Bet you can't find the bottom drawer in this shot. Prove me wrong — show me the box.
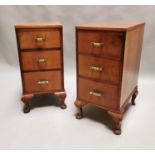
[78,78,119,109]
[23,71,62,93]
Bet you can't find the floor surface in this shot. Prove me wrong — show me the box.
[0,64,155,149]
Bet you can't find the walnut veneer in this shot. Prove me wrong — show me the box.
[15,23,66,113]
[74,22,145,135]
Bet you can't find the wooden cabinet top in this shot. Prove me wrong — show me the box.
[15,22,62,29]
[76,22,145,31]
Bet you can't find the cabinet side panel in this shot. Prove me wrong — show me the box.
[15,28,25,94]
[120,25,145,107]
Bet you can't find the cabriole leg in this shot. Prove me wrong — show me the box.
[76,107,83,119]
[108,111,123,135]
[74,100,87,119]
[55,92,67,109]
[21,94,33,113]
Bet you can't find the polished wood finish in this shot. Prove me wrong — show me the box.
[78,31,124,58]
[15,22,62,29]
[75,22,145,134]
[78,55,120,84]
[78,78,119,109]
[15,23,66,113]
[21,50,61,71]
[120,26,145,107]
[18,29,61,49]
[23,71,62,93]
[76,22,145,31]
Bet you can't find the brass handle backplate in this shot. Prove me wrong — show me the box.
[91,42,103,47]
[90,66,102,72]
[89,91,102,97]
[34,37,46,42]
[37,80,49,85]
[37,58,46,63]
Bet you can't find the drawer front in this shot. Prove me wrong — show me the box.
[18,29,61,49]
[78,55,120,84]
[23,71,62,93]
[21,50,61,71]
[77,31,124,58]
[78,78,118,109]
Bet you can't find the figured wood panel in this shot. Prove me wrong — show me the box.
[23,71,62,93]
[21,50,61,71]
[120,24,145,107]
[18,29,61,49]
[78,31,124,58]
[78,54,120,84]
[78,78,119,109]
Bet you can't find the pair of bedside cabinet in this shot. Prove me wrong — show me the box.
[15,22,145,135]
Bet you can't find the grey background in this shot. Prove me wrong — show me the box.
[0,5,155,149]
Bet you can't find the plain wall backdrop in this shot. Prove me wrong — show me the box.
[0,5,155,149]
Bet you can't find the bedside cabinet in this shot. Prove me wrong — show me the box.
[15,23,66,113]
[74,22,145,135]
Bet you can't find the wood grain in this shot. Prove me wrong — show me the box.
[15,22,62,29]
[120,24,145,107]
[21,50,61,71]
[18,29,61,49]
[78,30,124,58]
[15,23,66,112]
[76,22,145,31]
[78,78,119,109]
[78,54,120,84]
[75,22,145,134]
[23,71,62,93]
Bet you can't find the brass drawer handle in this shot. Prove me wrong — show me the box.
[90,66,102,72]
[34,37,46,42]
[89,91,102,97]
[37,58,46,63]
[37,80,49,85]
[91,42,103,47]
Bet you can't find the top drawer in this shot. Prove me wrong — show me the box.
[77,30,125,59]
[17,29,61,50]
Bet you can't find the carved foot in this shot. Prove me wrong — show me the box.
[113,121,121,135]
[55,91,67,110]
[131,89,138,105]
[21,94,33,114]
[60,103,67,109]
[108,111,123,135]
[23,104,30,113]
[76,107,83,119]
[114,128,121,135]
[74,99,87,119]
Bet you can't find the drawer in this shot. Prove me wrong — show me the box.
[18,29,61,50]
[78,78,118,109]
[21,50,61,71]
[77,31,124,58]
[23,71,62,93]
[78,55,120,84]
